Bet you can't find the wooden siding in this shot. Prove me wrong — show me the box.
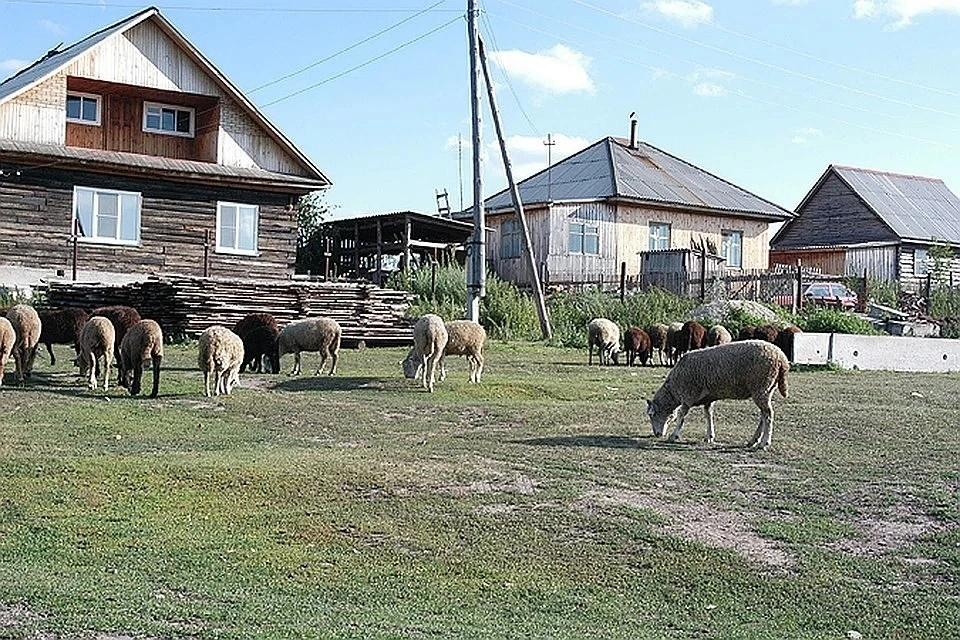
[0,74,67,145]
[899,243,960,292]
[485,206,550,286]
[543,202,616,284]
[846,244,899,282]
[774,172,898,248]
[0,167,298,280]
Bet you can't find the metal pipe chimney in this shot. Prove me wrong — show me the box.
[629,112,638,149]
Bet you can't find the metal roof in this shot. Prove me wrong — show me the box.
[832,165,960,244]
[483,137,791,220]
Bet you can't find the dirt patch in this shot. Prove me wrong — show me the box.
[587,488,795,569]
[833,505,951,557]
[441,472,538,497]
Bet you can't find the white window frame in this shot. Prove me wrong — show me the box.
[569,220,600,255]
[66,92,101,126]
[649,222,671,251]
[721,229,743,268]
[72,186,141,246]
[216,201,259,256]
[501,218,521,259]
[915,247,930,276]
[142,101,195,137]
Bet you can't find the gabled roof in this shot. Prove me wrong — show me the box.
[0,6,329,187]
[482,137,791,220]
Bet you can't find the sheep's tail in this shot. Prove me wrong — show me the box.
[777,361,789,398]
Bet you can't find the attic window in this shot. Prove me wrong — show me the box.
[66,92,100,125]
[143,102,194,137]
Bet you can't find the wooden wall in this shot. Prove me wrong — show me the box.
[485,206,550,287]
[769,247,847,275]
[543,202,616,284]
[0,166,299,280]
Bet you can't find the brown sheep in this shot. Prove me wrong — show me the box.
[665,322,684,366]
[232,312,280,374]
[38,307,89,366]
[6,304,41,382]
[119,319,163,397]
[754,324,780,343]
[674,320,707,361]
[91,305,142,366]
[738,325,757,341]
[646,323,669,366]
[624,327,652,366]
[0,317,14,386]
[774,326,803,361]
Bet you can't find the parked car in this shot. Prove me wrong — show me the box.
[776,282,859,309]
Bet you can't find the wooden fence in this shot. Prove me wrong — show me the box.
[40,274,415,347]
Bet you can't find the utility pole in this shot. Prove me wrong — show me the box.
[543,133,555,202]
[465,0,485,321]
[479,36,552,339]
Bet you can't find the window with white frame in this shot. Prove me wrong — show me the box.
[649,222,670,250]
[501,218,521,258]
[721,230,743,268]
[915,247,930,276]
[73,186,141,245]
[66,92,100,125]
[569,217,600,255]
[217,202,259,255]
[143,102,194,137]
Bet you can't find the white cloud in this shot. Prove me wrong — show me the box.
[853,0,960,27]
[489,45,595,95]
[0,59,31,72]
[693,82,726,96]
[39,19,64,35]
[446,133,591,185]
[644,1,714,27]
[790,126,823,144]
[773,0,810,5]
[686,68,734,97]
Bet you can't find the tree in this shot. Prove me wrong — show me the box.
[295,191,337,275]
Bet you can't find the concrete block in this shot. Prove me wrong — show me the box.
[793,332,831,365]
[831,334,960,372]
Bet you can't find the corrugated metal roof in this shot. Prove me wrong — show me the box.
[833,165,960,244]
[484,137,791,220]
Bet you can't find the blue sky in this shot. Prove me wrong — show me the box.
[2,0,960,221]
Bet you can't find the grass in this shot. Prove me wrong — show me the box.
[0,342,959,639]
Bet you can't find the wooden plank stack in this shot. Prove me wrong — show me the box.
[42,274,415,347]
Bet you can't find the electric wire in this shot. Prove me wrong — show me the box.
[479,9,541,136]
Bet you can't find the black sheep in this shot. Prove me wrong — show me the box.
[232,313,280,374]
[38,307,89,365]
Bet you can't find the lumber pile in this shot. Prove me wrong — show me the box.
[42,274,415,347]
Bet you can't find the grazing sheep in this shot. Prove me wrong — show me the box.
[753,324,780,343]
[91,305,142,364]
[674,320,707,361]
[665,322,684,366]
[738,325,757,341]
[705,324,733,347]
[439,320,486,383]
[78,316,115,391]
[646,340,790,449]
[277,317,342,376]
[402,314,448,392]
[6,304,41,383]
[198,325,245,397]
[232,313,280,374]
[588,318,621,366]
[0,317,14,386]
[624,327,651,367]
[646,323,669,366]
[38,307,89,366]
[774,325,803,361]
[118,319,163,397]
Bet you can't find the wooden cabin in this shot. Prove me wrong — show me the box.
[770,165,960,291]
[466,135,793,288]
[0,7,329,286]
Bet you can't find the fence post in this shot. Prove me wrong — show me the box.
[431,261,438,298]
[794,259,802,314]
[619,261,626,302]
[858,269,868,313]
[925,273,932,309]
[699,245,707,302]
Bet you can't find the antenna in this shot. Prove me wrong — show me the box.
[543,133,555,201]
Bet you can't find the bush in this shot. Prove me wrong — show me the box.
[798,307,881,335]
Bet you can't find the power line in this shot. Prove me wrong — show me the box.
[250,0,448,93]
[8,0,462,12]
[261,15,461,108]
[479,9,541,136]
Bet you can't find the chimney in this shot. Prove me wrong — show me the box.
[629,112,638,149]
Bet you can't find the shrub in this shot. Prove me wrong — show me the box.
[798,307,881,335]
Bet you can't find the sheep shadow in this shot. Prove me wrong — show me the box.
[273,376,382,393]
[512,434,755,452]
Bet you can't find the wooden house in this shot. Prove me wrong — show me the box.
[470,134,793,288]
[0,7,330,286]
[770,165,960,290]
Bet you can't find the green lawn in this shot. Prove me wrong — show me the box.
[0,341,958,639]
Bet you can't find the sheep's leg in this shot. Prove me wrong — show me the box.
[291,352,302,375]
[703,402,716,443]
[748,392,775,449]
[328,350,338,376]
[438,355,447,382]
[474,354,483,383]
[149,354,161,398]
[46,343,56,366]
[315,352,327,376]
[86,352,97,390]
[101,352,111,391]
[667,404,691,442]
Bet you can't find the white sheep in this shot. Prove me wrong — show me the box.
[0,317,14,386]
[119,319,163,397]
[402,314,448,392]
[6,304,41,383]
[198,325,245,397]
[79,316,115,391]
[705,324,733,347]
[587,318,620,366]
[646,340,790,449]
[277,317,342,376]
[439,320,486,383]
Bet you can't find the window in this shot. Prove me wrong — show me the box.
[649,222,671,250]
[143,102,194,137]
[217,202,259,255]
[501,218,521,258]
[73,186,141,245]
[66,92,100,125]
[569,216,599,255]
[915,248,929,276]
[721,230,743,268]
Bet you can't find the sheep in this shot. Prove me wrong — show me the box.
[78,316,115,391]
[753,324,780,343]
[118,319,163,397]
[646,340,790,449]
[674,319,707,361]
[587,318,621,366]
[0,317,14,386]
[277,317,342,376]
[646,322,669,366]
[774,325,803,361]
[198,325,245,397]
[439,320,486,383]
[665,322,683,366]
[738,325,757,341]
[624,327,651,367]
[402,314,448,392]
[232,313,280,374]
[705,324,733,347]
[38,307,89,366]
[91,305,142,365]
[6,304,41,383]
